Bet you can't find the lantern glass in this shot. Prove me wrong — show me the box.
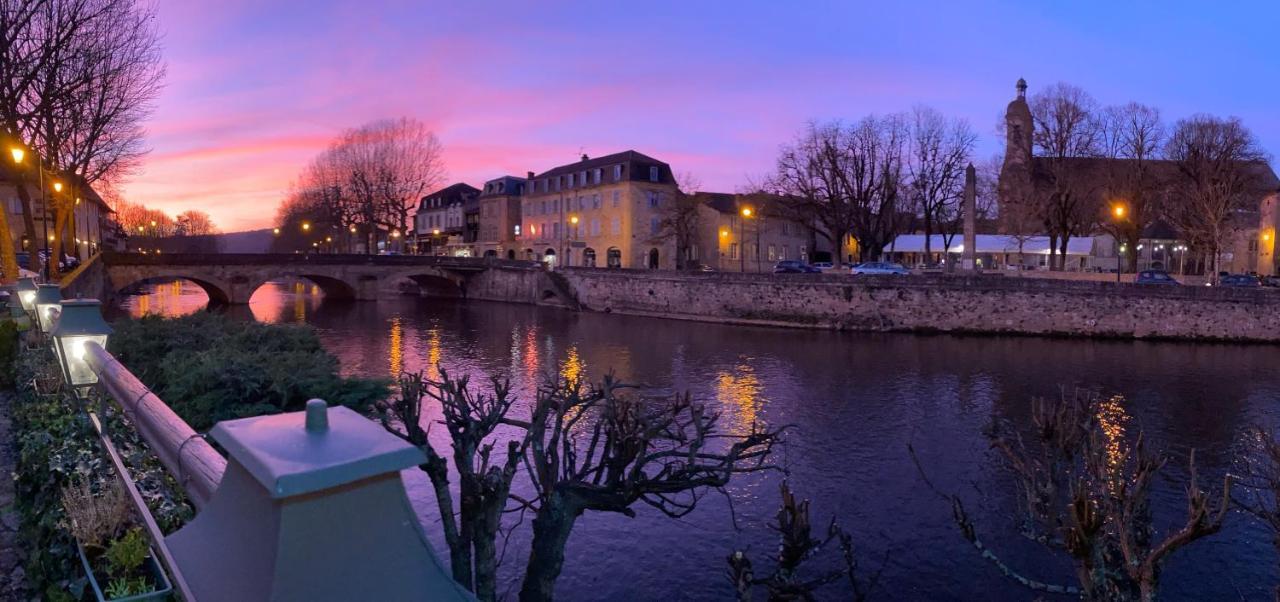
[49,299,112,398]
[55,334,108,389]
[16,277,37,311]
[33,284,62,332]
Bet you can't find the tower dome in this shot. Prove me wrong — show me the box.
[1016,78,1028,98]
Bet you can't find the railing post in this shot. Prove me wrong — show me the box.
[164,399,472,601]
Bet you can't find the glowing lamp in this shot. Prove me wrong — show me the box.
[33,283,62,332]
[349,225,357,233]
[273,228,280,235]
[570,216,579,225]
[1265,232,1273,242]
[302,222,311,231]
[9,147,24,164]
[16,277,38,312]
[432,228,440,235]
[49,298,111,399]
[720,230,728,238]
[741,208,752,218]
[325,236,332,242]
[1112,205,1125,218]
[52,182,62,193]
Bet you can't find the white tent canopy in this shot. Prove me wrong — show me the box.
[888,234,1096,256]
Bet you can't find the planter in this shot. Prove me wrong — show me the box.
[76,542,173,602]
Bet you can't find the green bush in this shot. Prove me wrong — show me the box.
[0,318,17,388]
[108,313,389,430]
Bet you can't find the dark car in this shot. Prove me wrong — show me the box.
[1135,270,1179,285]
[1219,274,1262,288]
[773,260,821,274]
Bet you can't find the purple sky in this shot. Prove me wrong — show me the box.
[122,1,1280,232]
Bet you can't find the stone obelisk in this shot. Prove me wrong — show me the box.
[961,163,977,270]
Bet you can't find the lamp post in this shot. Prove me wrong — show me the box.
[33,283,62,333]
[49,298,112,399]
[739,207,752,272]
[568,216,579,266]
[10,144,53,280]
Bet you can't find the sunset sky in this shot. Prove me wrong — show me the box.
[122,1,1280,232]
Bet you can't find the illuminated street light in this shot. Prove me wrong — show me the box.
[302,222,311,231]
[719,229,728,238]
[49,298,111,399]
[741,207,752,218]
[391,230,401,238]
[273,227,281,235]
[16,277,38,312]
[570,216,579,225]
[432,228,440,235]
[1112,205,1125,218]
[52,182,62,193]
[137,225,144,232]
[9,147,23,164]
[325,236,332,242]
[349,225,357,233]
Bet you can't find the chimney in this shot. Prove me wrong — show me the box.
[526,171,534,180]
[580,153,589,162]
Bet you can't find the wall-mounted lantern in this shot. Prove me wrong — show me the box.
[49,299,111,399]
[33,284,62,332]
[16,276,37,313]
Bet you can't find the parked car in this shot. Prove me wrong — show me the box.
[851,262,910,275]
[1262,275,1280,288]
[773,260,821,274]
[1219,274,1262,288]
[810,261,834,272]
[1135,270,1179,285]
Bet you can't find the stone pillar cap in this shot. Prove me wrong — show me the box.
[210,403,426,499]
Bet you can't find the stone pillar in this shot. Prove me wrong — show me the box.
[961,163,977,271]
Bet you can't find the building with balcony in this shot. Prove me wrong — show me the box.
[414,182,479,254]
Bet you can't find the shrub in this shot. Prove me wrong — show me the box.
[0,318,17,388]
[108,313,390,430]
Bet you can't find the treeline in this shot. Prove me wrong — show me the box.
[114,200,218,238]
[272,118,445,253]
[0,0,164,277]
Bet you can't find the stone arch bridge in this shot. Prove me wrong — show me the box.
[100,252,574,306]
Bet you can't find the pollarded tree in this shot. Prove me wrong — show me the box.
[1164,115,1266,280]
[514,377,785,601]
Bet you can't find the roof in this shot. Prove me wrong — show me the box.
[529,150,674,186]
[889,234,1098,256]
[478,175,526,198]
[417,182,479,213]
[1028,157,1280,199]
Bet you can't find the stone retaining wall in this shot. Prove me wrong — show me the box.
[555,268,1280,342]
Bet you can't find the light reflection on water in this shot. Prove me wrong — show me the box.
[112,278,1280,600]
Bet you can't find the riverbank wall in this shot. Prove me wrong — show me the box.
[551,268,1280,343]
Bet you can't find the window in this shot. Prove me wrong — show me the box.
[767,245,777,261]
[591,219,600,237]
[592,194,600,209]
[541,222,547,238]
[553,222,560,237]
[650,216,660,235]
[647,191,660,208]
[782,222,790,235]
[730,243,739,260]
[781,245,788,260]
[593,169,602,184]
[514,224,521,236]
[541,201,547,215]
[611,216,621,235]
[613,165,622,181]
[649,166,659,182]
[554,178,561,192]
[800,245,807,262]
[553,199,559,212]
[612,191,621,207]
[580,171,587,185]
[607,247,622,268]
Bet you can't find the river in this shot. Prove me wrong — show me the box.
[114,279,1280,600]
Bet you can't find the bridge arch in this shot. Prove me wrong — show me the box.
[384,267,467,298]
[111,270,235,306]
[243,272,359,302]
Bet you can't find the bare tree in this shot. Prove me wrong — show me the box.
[905,106,976,264]
[1029,83,1101,270]
[916,391,1232,600]
[0,0,162,274]
[771,117,907,265]
[1098,103,1166,272]
[727,482,883,601]
[174,210,216,236]
[514,377,784,601]
[654,171,702,269]
[1164,115,1266,280]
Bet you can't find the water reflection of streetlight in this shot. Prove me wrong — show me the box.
[715,364,762,435]
[560,346,585,383]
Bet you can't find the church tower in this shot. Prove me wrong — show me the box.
[998,78,1034,217]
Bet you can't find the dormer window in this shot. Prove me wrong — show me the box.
[649,166,659,182]
[613,165,622,181]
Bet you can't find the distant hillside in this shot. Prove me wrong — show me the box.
[215,229,273,253]
[125,228,274,253]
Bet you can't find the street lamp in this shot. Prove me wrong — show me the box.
[273,227,280,235]
[739,207,752,272]
[49,298,111,399]
[33,283,62,333]
[9,147,23,164]
[302,222,311,232]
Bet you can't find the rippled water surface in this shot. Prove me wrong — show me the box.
[115,280,1280,600]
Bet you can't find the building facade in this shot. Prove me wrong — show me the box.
[476,176,525,259]
[414,183,479,254]
[694,192,812,272]
[1,172,112,264]
[519,151,678,269]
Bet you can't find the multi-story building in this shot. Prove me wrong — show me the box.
[695,192,812,272]
[414,182,478,255]
[1,170,112,266]
[519,151,678,268]
[476,176,525,259]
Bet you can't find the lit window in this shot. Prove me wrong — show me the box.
[730,243,739,260]
[514,224,521,236]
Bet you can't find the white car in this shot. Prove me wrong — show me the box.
[851,262,910,275]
